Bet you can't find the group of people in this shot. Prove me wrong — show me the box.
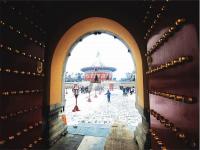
[120,86,135,96]
[80,86,89,93]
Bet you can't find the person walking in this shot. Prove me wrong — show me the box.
[123,88,126,96]
[105,89,111,103]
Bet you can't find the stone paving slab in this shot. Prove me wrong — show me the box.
[77,136,106,150]
[104,122,139,150]
[67,124,111,137]
[49,134,84,150]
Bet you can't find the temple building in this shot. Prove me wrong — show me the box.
[81,52,116,82]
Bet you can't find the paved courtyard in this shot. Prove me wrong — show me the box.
[64,88,142,134]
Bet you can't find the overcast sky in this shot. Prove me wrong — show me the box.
[65,33,135,79]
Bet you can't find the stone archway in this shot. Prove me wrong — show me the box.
[50,17,148,149]
[50,17,144,108]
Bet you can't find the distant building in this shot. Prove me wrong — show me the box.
[81,52,116,83]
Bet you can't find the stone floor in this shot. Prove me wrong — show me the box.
[50,122,139,150]
[50,89,141,150]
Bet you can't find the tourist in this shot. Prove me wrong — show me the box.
[123,87,127,96]
[105,89,111,102]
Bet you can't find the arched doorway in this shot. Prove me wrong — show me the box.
[49,17,148,149]
[50,17,144,108]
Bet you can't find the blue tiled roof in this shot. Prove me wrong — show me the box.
[81,66,116,72]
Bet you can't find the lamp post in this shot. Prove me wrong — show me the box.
[88,83,92,102]
[88,92,91,102]
[72,84,80,112]
[94,83,98,98]
[99,84,102,95]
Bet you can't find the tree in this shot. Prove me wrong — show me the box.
[119,71,135,82]
[64,72,84,82]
